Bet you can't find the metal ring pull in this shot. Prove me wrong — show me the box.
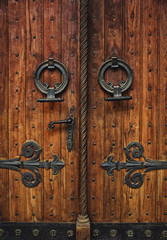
[34,58,69,102]
[98,56,133,101]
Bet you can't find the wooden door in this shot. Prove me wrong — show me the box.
[0,0,167,240]
[0,0,80,239]
[87,0,167,239]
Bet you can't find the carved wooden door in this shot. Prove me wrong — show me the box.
[0,0,167,240]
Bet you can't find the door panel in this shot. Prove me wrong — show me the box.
[0,0,80,223]
[87,0,167,225]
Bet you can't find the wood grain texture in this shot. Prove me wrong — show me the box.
[87,0,104,222]
[157,0,167,222]
[140,0,158,222]
[0,0,9,221]
[121,0,141,222]
[8,0,26,221]
[25,0,43,222]
[61,0,80,222]
[43,0,62,222]
[103,0,123,222]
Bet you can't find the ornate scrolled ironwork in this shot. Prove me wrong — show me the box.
[0,141,64,188]
[102,141,167,189]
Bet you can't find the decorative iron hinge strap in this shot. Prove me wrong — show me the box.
[102,141,167,189]
[0,141,64,188]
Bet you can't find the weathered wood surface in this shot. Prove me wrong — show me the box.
[0,0,166,229]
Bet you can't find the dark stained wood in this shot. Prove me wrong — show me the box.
[157,0,167,222]
[43,0,62,222]
[140,0,158,222]
[103,0,123,222]
[0,0,9,221]
[121,0,141,222]
[8,0,26,221]
[87,0,104,222]
[25,0,44,222]
[61,0,80,221]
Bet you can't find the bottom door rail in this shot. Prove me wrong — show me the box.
[0,141,64,188]
[0,222,75,240]
[102,141,167,189]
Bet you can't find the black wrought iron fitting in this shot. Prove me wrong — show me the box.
[98,56,133,101]
[47,112,75,152]
[34,58,69,102]
[102,141,167,189]
[0,141,64,188]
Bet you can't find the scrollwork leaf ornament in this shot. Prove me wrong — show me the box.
[102,141,167,189]
[0,141,65,188]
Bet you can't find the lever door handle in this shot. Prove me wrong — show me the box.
[47,117,73,130]
[47,114,74,152]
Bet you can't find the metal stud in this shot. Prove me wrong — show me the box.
[148,14,152,18]
[15,17,19,21]
[32,229,39,237]
[93,142,96,145]
[92,178,96,182]
[93,229,100,237]
[50,230,56,237]
[148,51,151,55]
[148,140,151,145]
[127,230,134,237]
[144,230,152,238]
[162,230,167,238]
[51,17,54,21]
[0,229,4,237]
[67,230,74,237]
[110,229,117,237]
[130,32,134,37]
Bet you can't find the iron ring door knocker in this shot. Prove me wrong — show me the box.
[34,57,69,102]
[98,56,133,101]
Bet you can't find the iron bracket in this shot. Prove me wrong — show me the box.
[102,141,167,189]
[0,141,64,188]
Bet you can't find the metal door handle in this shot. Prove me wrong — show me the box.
[34,58,69,102]
[47,117,73,130]
[47,114,74,152]
[98,55,133,101]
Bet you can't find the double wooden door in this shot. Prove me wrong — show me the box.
[0,0,167,239]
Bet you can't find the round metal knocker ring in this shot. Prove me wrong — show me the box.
[34,58,69,102]
[98,56,133,101]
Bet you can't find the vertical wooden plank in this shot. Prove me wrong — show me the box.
[121,0,141,222]
[43,0,62,222]
[61,0,80,222]
[25,0,43,222]
[8,0,26,221]
[103,0,123,222]
[140,0,158,222]
[0,0,9,221]
[87,0,104,222]
[157,0,167,222]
